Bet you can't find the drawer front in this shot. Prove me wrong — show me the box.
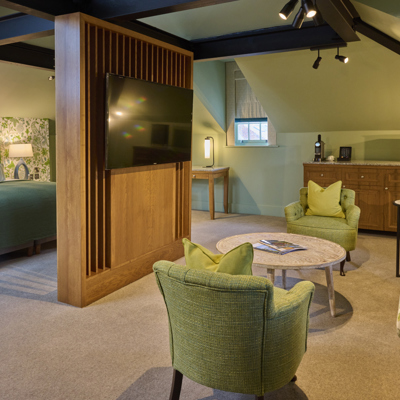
[342,167,381,187]
[385,168,400,187]
[304,166,341,186]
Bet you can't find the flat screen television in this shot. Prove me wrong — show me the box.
[105,73,193,169]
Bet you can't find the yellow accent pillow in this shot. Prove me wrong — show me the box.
[182,238,253,276]
[306,180,345,218]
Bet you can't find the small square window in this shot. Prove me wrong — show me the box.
[235,118,268,146]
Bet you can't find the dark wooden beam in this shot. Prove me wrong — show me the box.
[0,0,78,21]
[193,23,346,61]
[0,42,54,69]
[354,17,400,56]
[110,20,193,52]
[0,13,54,45]
[88,0,239,20]
[317,0,359,42]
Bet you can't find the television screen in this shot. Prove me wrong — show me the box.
[105,73,193,169]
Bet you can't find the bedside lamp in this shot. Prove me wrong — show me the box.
[9,143,33,179]
[204,136,214,168]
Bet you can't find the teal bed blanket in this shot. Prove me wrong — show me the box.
[0,181,56,250]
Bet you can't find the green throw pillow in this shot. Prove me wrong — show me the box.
[306,180,345,218]
[182,238,253,276]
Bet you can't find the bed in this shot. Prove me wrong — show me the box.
[0,180,56,256]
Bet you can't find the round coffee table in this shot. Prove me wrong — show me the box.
[216,232,346,317]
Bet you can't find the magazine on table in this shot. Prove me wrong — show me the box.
[253,239,307,255]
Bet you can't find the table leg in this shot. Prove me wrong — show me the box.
[397,206,400,277]
[325,265,336,317]
[208,175,215,220]
[267,269,275,285]
[282,270,287,289]
[224,172,229,214]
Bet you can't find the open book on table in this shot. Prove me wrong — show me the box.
[253,239,307,255]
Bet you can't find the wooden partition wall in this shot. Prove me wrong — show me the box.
[55,13,193,307]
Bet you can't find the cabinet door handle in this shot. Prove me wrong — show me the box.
[343,185,346,188]
[361,175,364,178]
[193,175,196,178]
[321,174,324,177]
[385,187,388,190]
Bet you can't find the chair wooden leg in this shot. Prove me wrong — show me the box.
[169,369,183,400]
[340,260,346,276]
[346,251,351,262]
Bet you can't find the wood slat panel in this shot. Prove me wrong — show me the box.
[56,12,193,306]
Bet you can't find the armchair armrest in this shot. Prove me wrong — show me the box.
[269,281,315,320]
[346,204,361,229]
[284,201,304,223]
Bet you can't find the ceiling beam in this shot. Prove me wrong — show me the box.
[0,13,54,45]
[0,42,54,69]
[353,17,400,56]
[193,23,346,61]
[0,0,78,21]
[317,0,359,42]
[89,0,239,21]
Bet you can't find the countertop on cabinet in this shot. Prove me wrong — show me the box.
[303,160,400,166]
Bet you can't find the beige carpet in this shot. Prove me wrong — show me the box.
[0,210,399,399]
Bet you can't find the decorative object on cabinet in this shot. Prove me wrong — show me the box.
[303,162,400,232]
[314,134,325,161]
[153,260,314,399]
[9,143,33,179]
[327,155,335,162]
[285,187,360,276]
[338,146,352,162]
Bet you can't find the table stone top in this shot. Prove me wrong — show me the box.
[304,160,400,166]
[217,232,345,270]
[192,166,229,171]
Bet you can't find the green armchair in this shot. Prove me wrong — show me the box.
[153,260,315,399]
[285,187,360,276]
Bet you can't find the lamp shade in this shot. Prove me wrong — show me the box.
[9,144,33,158]
[204,138,211,159]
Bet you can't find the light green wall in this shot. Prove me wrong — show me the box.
[192,36,400,217]
[0,62,55,119]
[193,61,226,131]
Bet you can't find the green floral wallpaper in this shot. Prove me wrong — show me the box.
[0,117,50,181]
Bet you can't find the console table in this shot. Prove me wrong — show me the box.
[192,166,229,220]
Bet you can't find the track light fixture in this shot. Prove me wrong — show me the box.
[279,0,298,20]
[310,45,348,69]
[335,47,349,63]
[279,0,318,28]
[313,50,322,69]
[303,0,316,18]
[292,6,306,29]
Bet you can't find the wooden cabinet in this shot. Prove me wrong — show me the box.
[304,163,400,232]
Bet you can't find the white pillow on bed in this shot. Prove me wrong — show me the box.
[0,163,5,182]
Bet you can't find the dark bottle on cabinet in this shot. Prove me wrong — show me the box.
[314,134,325,162]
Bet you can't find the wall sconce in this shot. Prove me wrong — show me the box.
[9,143,33,179]
[204,136,214,168]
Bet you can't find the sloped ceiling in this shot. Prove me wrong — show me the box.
[236,33,400,133]
[140,0,294,40]
[353,1,400,41]
[354,0,400,18]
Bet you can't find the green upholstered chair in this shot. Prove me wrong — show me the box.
[285,187,361,276]
[153,260,315,400]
